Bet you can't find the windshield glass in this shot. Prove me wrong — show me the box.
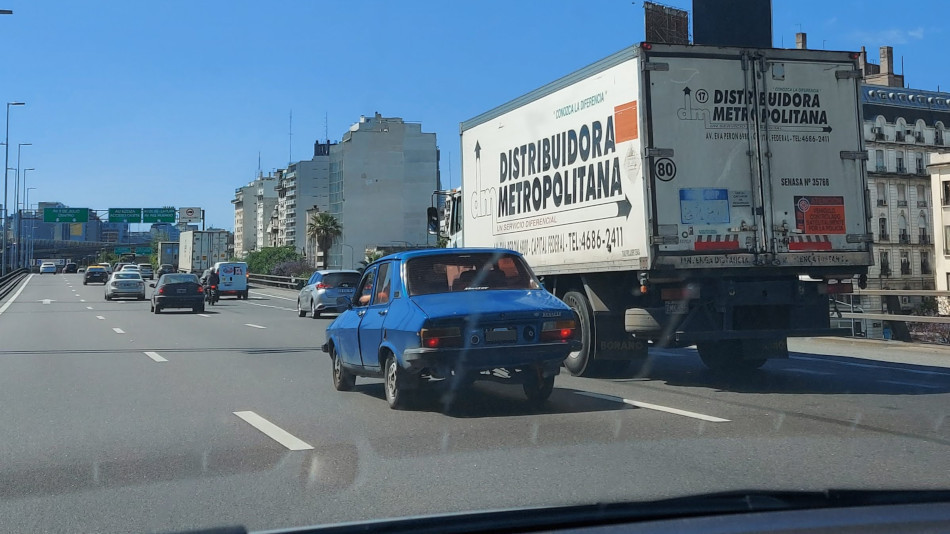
[4,2,950,534]
[406,253,540,295]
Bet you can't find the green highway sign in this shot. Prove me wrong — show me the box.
[44,207,90,223]
[108,208,142,223]
[143,207,176,223]
[114,247,132,254]
[134,247,153,254]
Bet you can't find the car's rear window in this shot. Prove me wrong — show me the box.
[163,274,198,284]
[406,253,540,296]
[322,273,361,288]
[87,267,105,272]
[138,264,151,269]
[115,273,141,280]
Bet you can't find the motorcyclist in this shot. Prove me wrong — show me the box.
[205,269,220,302]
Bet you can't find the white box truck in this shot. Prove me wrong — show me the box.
[157,241,179,269]
[178,231,230,274]
[437,42,872,376]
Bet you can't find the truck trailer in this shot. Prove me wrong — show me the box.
[437,42,872,376]
[178,231,229,274]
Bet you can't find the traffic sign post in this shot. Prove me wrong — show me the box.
[114,247,132,254]
[108,208,142,223]
[134,247,152,255]
[43,208,90,223]
[143,207,176,223]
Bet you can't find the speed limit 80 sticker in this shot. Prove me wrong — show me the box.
[654,158,677,182]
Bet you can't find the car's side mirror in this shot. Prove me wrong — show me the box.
[336,296,352,310]
[149,283,155,288]
[426,207,439,235]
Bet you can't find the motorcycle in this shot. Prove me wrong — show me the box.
[205,284,219,306]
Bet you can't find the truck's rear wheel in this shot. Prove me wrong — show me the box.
[562,291,595,376]
[696,341,766,371]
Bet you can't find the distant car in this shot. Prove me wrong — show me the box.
[105,271,146,300]
[39,262,57,274]
[83,266,109,285]
[64,263,78,273]
[156,264,176,279]
[99,263,113,274]
[138,263,154,280]
[113,262,133,273]
[322,248,580,409]
[150,273,204,314]
[297,270,361,318]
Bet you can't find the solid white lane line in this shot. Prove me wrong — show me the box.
[96,315,105,320]
[197,313,210,317]
[791,355,950,378]
[242,301,297,312]
[576,392,730,423]
[144,351,167,362]
[244,323,267,329]
[879,379,941,390]
[112,328,125,334]
[233,411,313,451]
[249,290,296,301]
[0,274,33,316]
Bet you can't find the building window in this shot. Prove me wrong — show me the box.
[945,226,950,254]
[917,185,927,207]
[875,150,885,172]
[879,216,889,241]
[900,251,911,275]
[898,214,908,244]
[918,213,929,244]
[896,151,906,173]
[922,251,932,275]
[944,182,950,206]
[917,154,926,175]
[897,184,907,206]
[877,183,887,206]
[880,251,891,277]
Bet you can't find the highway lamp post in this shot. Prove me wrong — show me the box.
[20,171,34,268]
[25,190,35,270]
[14,143,31,269]
[340,243,355,269]
[3,101,25,276]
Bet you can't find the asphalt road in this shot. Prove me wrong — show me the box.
[0,273,948,533]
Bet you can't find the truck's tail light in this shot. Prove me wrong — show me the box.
[420,327,461,348]
[541,320,576,341]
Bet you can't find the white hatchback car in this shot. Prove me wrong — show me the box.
[39,262,57,274]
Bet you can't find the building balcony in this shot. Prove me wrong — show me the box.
[919,234,931,245]
[896,165,907,174]
[877,199,887,207]
[901,265,911,275]
[874,165,887,172]
[915,132,925,143]
[879,233,890,242]
[897,200,908,207]
[896,131,905,142]
[918,200,928,208]
[899,233,910,244]
[880,268,892,277]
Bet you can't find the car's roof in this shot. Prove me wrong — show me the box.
[41,262,55,265]
[372,247,521,264]
[313,269,361,275]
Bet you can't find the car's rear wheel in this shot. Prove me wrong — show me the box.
[297,299,306,317]
[104,294,111,301]
[523,370,555,404]
[153,304,161,314]
[384,354,409,409]
[197,304,205,313]
[331,348,356,391]
[83,281,87,285]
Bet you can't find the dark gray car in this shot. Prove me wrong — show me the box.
[297,270,361,318]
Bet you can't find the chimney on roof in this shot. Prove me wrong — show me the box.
[796,32,807,49]
[880,46,894,75]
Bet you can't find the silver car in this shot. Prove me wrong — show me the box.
[297,270,361,318]
[105,271,146,300]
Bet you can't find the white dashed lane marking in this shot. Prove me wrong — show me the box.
[144,351,167,362]
[95,316,105,320]
[244,323,267,329]
[233,411,313,451]
[112,328,125,334]
[576,392,730,423]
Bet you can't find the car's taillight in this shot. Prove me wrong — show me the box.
[315,283,331,289]
[158,287,164,294]
[419,327,461,348]
[540,320,576,342]
[197,286,204,293]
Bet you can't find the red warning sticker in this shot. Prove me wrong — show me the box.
[794,196,845,234]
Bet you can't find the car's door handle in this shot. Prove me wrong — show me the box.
[357,310,366,317]
[378,309,388,316]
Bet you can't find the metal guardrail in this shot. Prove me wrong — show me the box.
[248,273,305,291]
[0,268,29,301]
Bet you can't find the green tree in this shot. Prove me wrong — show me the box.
[306,213,342,270]
[245,246,304,274]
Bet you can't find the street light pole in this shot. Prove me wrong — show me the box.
[19,170,34,268]
[14,143,31,269]
[3,101,25,276]
[340,243,355,269]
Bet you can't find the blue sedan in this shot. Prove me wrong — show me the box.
[322,248,581,409]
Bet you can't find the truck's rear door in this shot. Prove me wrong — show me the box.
[642,44,870,271]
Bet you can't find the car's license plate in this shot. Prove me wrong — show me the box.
[485,328,517,343]
[665,300,688,315]
[121,283,136,289]
[177,289,186,294]
[340,289,354,294]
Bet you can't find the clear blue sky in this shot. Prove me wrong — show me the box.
[2,0,947,231]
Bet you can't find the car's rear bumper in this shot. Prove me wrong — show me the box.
[108,290,145,298]
[401,341,580,373]
[154,295,204,308]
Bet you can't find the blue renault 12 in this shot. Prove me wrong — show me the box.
[322,248,581,409]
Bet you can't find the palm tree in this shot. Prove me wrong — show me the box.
[307,212,342,270]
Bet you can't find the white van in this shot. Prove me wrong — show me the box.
[213,261,249,299]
